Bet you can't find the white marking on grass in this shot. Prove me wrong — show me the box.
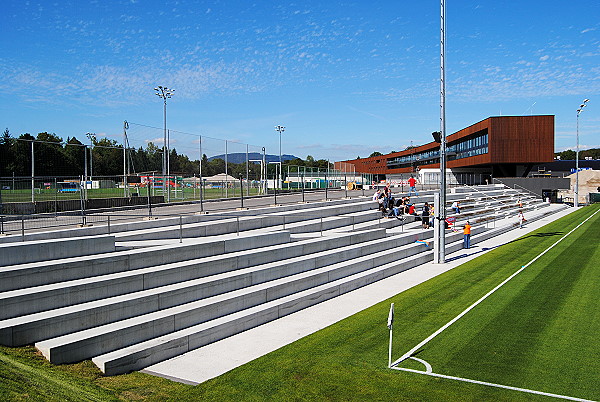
[391,207,600,367]
[409,357,432,373]
[390,367,595,402]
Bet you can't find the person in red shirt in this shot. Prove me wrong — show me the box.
[408,175,419,196]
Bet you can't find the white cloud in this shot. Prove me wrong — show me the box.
[539,55,550,61]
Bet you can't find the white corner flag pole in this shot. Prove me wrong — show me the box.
[387,303,394,368]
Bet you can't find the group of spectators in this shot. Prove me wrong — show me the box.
[372,187,432,229]
[371,181,532,250]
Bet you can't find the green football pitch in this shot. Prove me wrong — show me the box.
[391,205,600,401]
[0,205,598,401]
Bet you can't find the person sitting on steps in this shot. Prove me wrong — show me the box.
[452,200,461,214]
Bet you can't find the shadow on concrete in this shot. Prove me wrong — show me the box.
[445,231,565,263]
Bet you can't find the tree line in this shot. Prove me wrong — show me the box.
[554,148,600,160]
[0,129,331,179]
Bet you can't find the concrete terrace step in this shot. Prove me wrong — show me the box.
[0,231,290,293]
[0,195,370,244]
[111,200,376,241]
[91,231,481,375]
[0,235,115,266]
[0,229,387,345]
[449,199,551,227]
[35,229,449,365]
[0,229,384,323]
[274,209,382,234]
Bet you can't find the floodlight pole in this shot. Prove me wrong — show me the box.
[154,85,174,202]
[123,121,129,198]
[576,112,579,207]
[86,133,95,187]
[275,125,285,189]
[436,0,448,263]
[575,99,589,207]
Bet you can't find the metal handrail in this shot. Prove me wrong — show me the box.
[460,183,513,207]
[492,178,541,199]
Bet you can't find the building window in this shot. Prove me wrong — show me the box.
[386,131,488,169]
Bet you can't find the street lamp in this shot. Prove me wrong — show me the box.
[575,98,589,207]
[154,85,174,202]
[275,125,285,189]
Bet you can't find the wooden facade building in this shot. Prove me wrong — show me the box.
[336,115,555,178]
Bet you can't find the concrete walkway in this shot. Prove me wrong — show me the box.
[141,204,578,385]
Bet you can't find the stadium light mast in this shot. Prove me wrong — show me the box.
[275,125,285,189]
[575,98,589,207]
[86,133,96,183]
[435,0,448,263]
[155,85,174,201]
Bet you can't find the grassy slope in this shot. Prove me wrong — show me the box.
[0,346,190,401]
[0,205,597,401]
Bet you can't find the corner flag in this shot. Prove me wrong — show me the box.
[387,303,394,367]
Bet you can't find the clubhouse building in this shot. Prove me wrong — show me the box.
[336,115,555,184]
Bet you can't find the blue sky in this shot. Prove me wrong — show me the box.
[1,0,599,162]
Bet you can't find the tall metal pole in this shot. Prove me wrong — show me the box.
[123,121,128,198]
[199,136,203,207]
[86,132,95,195]
[260,147,269,195]
[576,112,579,207]
[437,0,448,263]
[575,99,589,207]
[163,99,167,177]
[275,125,285,189]
[84,143,88,201]
[31,141,35,203]
[89,143,93,184]
[167,129,171,202]
[154,86,174,202]
[225,140,229,198]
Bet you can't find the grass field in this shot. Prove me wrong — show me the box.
[0,186,264,203]
[0,205,598,401]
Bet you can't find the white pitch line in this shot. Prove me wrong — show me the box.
[390,367,595,402]
[409,357,432,373]
[391,207,600,367]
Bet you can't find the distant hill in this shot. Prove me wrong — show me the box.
[208,153,298,164]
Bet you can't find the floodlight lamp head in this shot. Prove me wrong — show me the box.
[583,99,589,103]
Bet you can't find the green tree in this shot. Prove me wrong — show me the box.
[556,150,576,160]
[35,132,65,176]
[91,138,121,176]
[0,128,16,176]
[63,137,85,176]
